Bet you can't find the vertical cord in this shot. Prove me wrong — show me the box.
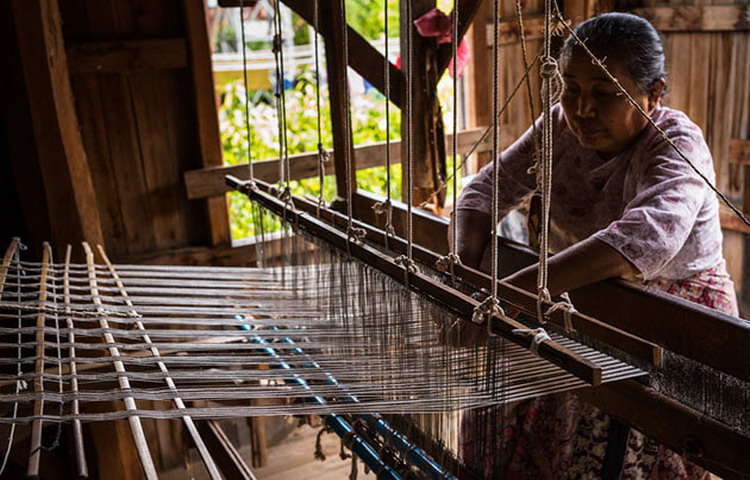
[0,243,26,475]
[272,0,291,191]
[239,1,254,181]
[314,0,326,215]
[406,0,414,262]
[338,0,356,239]
[451,0,460,268]
[536,0,555,321]
[383,0,394,242]
[490,0,500,302]
[373,0,395,249]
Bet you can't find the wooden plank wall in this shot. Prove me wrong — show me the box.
[57,0,230,259]
[473,0,750,313]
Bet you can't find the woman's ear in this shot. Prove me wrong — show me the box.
[647,79,665,111]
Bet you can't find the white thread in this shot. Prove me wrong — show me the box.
[545,292,576,333]
[512,327,551,355]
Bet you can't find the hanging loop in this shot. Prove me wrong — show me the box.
[512,327,551,355]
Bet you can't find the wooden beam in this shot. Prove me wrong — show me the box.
[349,190,750,383]
[466,0,493,172]
[577,379,750,480]
[183,0,231,247]
[184,128,491,199]
[437,0,486,74]
[195,420,258,480]
[66,39,188,74]
[484,15,558,45]
[402,0,446,207]
[720,205,750,234]
[230,176,604,386]
[282,0,404,108]
[11,0,105,258]
[632,5,750,32]
[319,0,357,201]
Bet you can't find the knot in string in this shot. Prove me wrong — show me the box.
[434,253,461,273]
[279,186,293,205]
[318,143,330,163]
[371,199,391,216]
[471,296,505,335]
[394,255,419,274]
[539,56,559,79]
[16,379,27,391]
[13,238,28,251]
[545,292,577,333]
[347,226,367,243]
[540,56,564,104]
[243,179,258,192]
[512,327,551,355]
[271,34,282,55]
[537,286,552,304]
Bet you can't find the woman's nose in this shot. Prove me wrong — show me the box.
[576,94,596,118]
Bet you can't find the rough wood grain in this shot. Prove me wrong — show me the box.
[183,0,231,246]
[633,5,750,32]
[11,0,105,258]
[67,38,188,73]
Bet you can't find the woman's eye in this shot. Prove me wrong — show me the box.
[593,88,622,98]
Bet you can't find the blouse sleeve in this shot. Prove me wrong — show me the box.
[456,119,540,218]
[592,130,712,280]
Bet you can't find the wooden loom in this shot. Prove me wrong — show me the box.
[2,0,750,478]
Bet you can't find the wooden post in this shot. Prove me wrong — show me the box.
[465,0,493,172]
[11,0,105,258]
[320,0,357,203]
[183,0,231,247]
[400,0,446,208]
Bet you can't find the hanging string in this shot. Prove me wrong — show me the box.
[313,0,328,216]
[272,0,292,198]
[372,0,396,247]
[436,0,462,278]
[516,0,542,177]
[336,0,365,247]
[398,0,418,276]
[239,1,255,184]
[473,0,507,328]
[551,0,750,228]
[420,52,542,210]
[0,241,27,476]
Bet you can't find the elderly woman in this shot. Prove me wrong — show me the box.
[455,12,738,479]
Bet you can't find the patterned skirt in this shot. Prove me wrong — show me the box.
[460,261,739,480]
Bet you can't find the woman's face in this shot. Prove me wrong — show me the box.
[560,50,659,155]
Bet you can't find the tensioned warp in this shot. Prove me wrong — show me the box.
[0,251,646,425]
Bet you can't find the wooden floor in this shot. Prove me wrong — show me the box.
[253,424,375,480]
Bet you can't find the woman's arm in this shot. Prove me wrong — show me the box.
[502,236,639,296]
[452,210,493,269]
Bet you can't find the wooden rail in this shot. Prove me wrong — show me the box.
[184,128,490,200]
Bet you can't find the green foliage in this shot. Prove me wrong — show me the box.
[220,67,402,240]
[346,0,400,41]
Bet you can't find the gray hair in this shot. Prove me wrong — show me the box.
[560,12,667,92]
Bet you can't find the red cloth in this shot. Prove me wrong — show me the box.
[396,8,471,78]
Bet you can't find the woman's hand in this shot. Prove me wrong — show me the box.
[503,236,639,296]
[451,209,493,269]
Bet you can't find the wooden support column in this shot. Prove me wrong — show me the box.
[401,0,446,208]
[183,0,231,246]
[11,0,105,259]
[320,0,357,202]
[466,0,493,172]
